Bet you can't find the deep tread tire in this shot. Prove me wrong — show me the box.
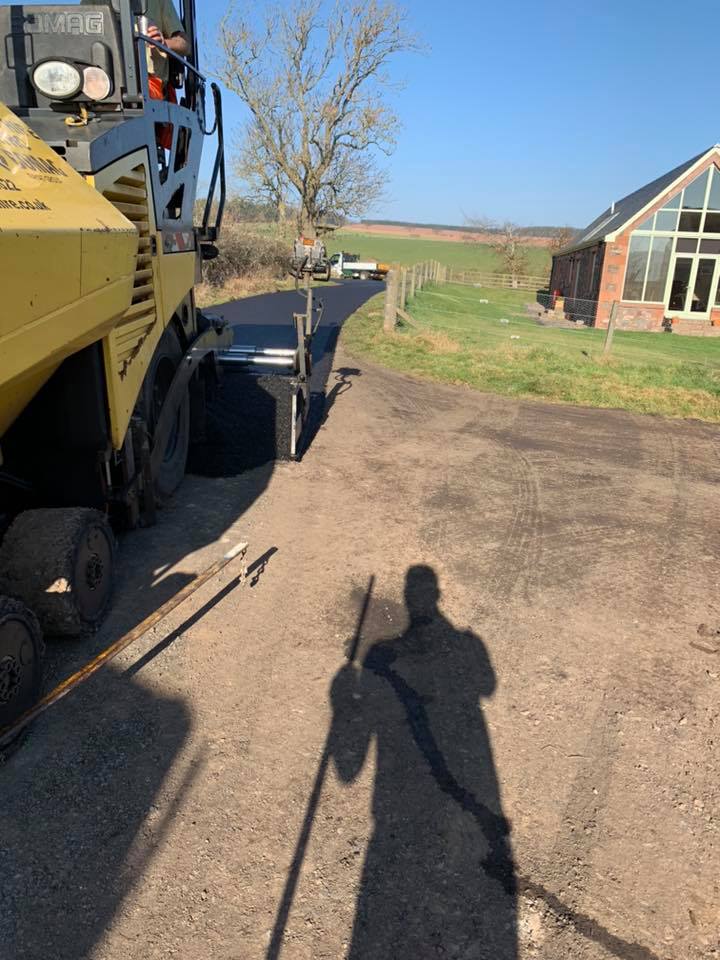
[141,325,190,501]
[0,596,44,759]
[0,508,115,637]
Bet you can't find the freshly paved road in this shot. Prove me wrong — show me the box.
[219,280,380,390]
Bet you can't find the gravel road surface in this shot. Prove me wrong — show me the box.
[1,283,718,960]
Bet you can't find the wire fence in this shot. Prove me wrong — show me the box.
[383,264,621,354]
[535,292,599,326]
[383,268,720,366]
[384,260,550,330]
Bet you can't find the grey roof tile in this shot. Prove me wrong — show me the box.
[557,147,717,255]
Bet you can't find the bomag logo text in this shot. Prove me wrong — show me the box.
[26,12,104,35]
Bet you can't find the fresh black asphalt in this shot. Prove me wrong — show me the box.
[217,279,380,390]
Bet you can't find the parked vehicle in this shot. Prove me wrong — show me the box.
[329,251,389,281]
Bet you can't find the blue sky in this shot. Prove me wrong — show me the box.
[20,0,720,227]
[195,0,720,228]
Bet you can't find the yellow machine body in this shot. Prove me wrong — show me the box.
[0,104,197,452]
[0,103,136,439]
[88,151,197,449]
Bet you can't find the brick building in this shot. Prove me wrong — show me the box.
[550,145,720,333]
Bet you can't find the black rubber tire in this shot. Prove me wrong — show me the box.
[141,324,190,501]
[0,596,44,760]
[0,508,115,637]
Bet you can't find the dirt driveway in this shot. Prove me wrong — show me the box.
[2,309,719,960]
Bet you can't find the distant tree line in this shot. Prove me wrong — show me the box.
[360,219,579,239]
[194,195,346,228]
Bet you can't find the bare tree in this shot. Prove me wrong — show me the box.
[549,225,577,252]
[234,125,291,225]
[466,217,529,286]
[493,221,529,285]
[218,0,420,236]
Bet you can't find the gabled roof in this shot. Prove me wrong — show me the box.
[557,145,720,256]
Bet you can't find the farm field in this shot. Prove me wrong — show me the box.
[342,283,720,421]
[327,230,552,276]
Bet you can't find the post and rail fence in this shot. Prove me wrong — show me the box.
[448,269,547,291]
[383,259,449,331]
[382,262,624,358]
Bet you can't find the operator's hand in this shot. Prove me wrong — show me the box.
[146,22,166,45]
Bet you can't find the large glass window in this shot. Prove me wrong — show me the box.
[623,236,651,300]
[669,258,692,310]
[692,259,715,312]
[679,211,701,231]
[709,171,720,210]
[655,210,678,230]
[644,237,672,301]
[622,166,720,303]
[682,169,709,210]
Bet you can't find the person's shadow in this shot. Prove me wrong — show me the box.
[329,566,517,959]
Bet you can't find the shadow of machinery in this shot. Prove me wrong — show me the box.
[302,365,362,456]
[77,302,355,652]
[0,285,376,960]
[0,661,198,960]
[20,288,369,763]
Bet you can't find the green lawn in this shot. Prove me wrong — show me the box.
[341,283,720,421]
[328,231,551,276]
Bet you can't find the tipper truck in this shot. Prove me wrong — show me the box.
[328,251,389,281]
[0,0,234,749]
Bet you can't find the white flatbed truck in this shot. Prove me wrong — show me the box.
[329,251,389,281]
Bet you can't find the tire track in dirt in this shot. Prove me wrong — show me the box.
[482,445,544,607]
[308,354,715,960]
[413,421,664,959]
[430,413,677,959]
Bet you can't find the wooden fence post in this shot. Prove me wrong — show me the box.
[603,301,618,355]
[409,264,416,299]
[384,269,399,332]
[400,267,407,309]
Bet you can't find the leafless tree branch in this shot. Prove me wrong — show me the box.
[217,0,421,234]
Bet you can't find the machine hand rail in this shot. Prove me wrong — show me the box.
[199,83,225,240]
[135,32,206,81]
[133,32,225,240]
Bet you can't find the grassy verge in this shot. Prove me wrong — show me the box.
[341,285,720,422]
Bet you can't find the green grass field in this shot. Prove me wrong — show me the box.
[328,231,552,276]
[341,283,720,421]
